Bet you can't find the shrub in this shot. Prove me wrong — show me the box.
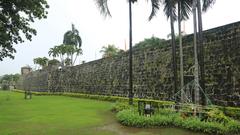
[111,102,130,112]
[116,108,240,135]
[206,108,231,124]
[220,107,240,120]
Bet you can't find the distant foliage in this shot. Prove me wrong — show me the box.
[133,36,167,50]
[100,44,123,58]
[48,59,60,67]
[0,74,20,84]
[0,74,20,90]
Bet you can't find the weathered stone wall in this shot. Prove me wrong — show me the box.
[17,21,240,106]
[16,70,48,92]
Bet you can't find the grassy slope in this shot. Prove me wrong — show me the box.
[0,91,114,135]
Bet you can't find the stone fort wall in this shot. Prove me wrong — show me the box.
[17,21,240,106]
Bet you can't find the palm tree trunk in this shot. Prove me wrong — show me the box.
[73,54,78,66]
[170,6,178,100]
[197,0,206,105]
[193,0,200,105]
[128,0,133,105]
[178,1,185,103]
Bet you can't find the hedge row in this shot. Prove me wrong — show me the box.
[12,89,174,106]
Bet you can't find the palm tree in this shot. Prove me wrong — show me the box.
[56,45,67,66]
[63,24,83,66]
[192,0,200,105]
[48,47,59,59]
[163,0,178,100]
[177,0,192,102]
[63,24,82,48]
[65,45,83,66]
[197,0,215,105]
[33,57,49,69]
[73,48,83,65]
[65,45,75,65]
[95,0,160,105]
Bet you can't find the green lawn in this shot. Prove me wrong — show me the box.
[0,91,206,135]
[0,91,115,135]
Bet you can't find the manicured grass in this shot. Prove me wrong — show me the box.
[0,91,114,135]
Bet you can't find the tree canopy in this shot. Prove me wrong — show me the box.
[63,24,82,48]
[33,57,48,69]
[0,73,20,83]
[0,0,49,61]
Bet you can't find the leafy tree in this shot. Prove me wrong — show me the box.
[100,44,122,58]
[33,57,48,69]
[0,0,49,61]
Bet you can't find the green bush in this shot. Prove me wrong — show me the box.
[116,108,240,135]
[206,108,231,124]
[220,107,240,120]
[111,102,130,112]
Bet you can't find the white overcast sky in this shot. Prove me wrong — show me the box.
[0,0,240,76]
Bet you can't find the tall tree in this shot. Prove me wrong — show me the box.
[0,0,49,61]
[63,24,82,48]
[95,0,160,105]
[163,0,214,103]
[163,0,178,99]
[197,0,215,105]
[63,24,82,66]
[192,0,200,105]
[177,0,192,102]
